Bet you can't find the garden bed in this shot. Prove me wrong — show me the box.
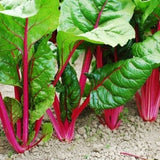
[0,84,160,160]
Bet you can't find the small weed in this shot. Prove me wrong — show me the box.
[84,155,89,159]
[96,129,103,138]
[105,144,110,149]
[119,108,129,123]
[8,150,14,158]
[84,125,90,137]
[0,130,5,137]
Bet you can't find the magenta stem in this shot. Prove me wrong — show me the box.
[94,0,108,28]
[96,45,103,68]
[29,135,45,149]
[46,108,64,140]
[22,18,29,145]
[79,47,92,96]
[53,40,83,86]
[157,21,160,31]
[135,24,139,43]
[0,93,25,153]
[72,95,90,121]
[30,116,44,146]
[120,152,147,160]
[52,94,64,126]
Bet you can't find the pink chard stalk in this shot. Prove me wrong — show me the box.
[135,68,160,121]
[47,0,110,141]
[0,1,60,153]
[135,21,160,122]
[47,45,92,141]
[96,47,124,130]
[0,18,32,153]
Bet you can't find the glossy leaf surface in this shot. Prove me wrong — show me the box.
[88,32,160,110]
[134,0,160,23]
[60,64,81,121]
[0,0,59,61]
[0,0,41,18]
[132,31,160,68]
[58,0,135,68]
[88,58,152,109]
[29,39,56,123]
[4,97,22,125]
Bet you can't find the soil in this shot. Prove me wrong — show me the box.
[0,53,160,160]
[0,84,160,160]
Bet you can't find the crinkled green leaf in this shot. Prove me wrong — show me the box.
[0,0,41,18]
[134,0,160,23]
[0,0,60,61]
[28,131,35,144]
[88,34,160,110]
[58,0,135,68]
[29,38,56,123]
[0,50,20,86]
[60,64,81,121]
[132,31,160,68]
[29,86,55,123]
[42,123,53,142]
[87,58,152,109]
[4,97,22,125]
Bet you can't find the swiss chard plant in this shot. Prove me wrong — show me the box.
[96,47,125,130]
[46,0,160,141]
[0,0,59,153]
[133,0,160,121]
[98,0,160,128]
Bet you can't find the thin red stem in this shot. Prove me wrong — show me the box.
[30,116,43,146]
[53,40,83,86]
[135,24,139,43]
[46,108,64,140]
[22,18,29,145]
[120,152,147,160]
[29,135,45,149]
[158,21,160,31]
[114,48,118,62]
[0,93,25,153]
[96,45,103,68]
[53,94,63,126]
[72,95,90,121]
[94,0,108,29]
[79,48,92,96]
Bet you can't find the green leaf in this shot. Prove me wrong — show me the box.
[88,31,160,110]
[71,49,84,64]
[4,97,22,125]
[0,0,60,60]
[0,0,41,18]
[87,58,152,109]
[60,64,81,121]
[42,123,53,142]
[29,38,56,123]
[28,131,35,145]
[132,31,160,68]
[0,50,20,86]
[134,0,160,23]
[58,0,135,68]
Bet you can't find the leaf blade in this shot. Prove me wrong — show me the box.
[29,38,56,123]
[60,64,81,121]
[58,0,135,68]
[88,58,152,109]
